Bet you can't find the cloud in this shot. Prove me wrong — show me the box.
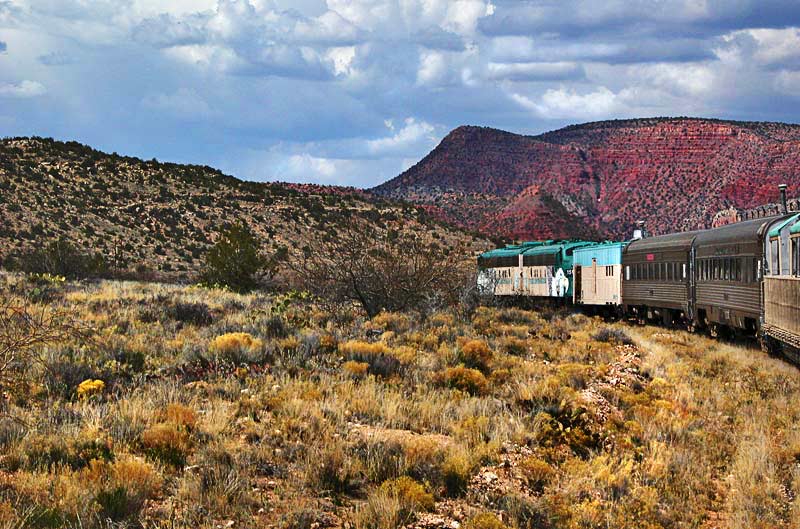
[511,87,623,120]
[479,0,800,37]
[0,80,46,98]
[133,13,208,48]
[367,118,437,156]
[487,61,585,82]
[37,51,75,66]
[5,0,800,189]
[141,88,213,119]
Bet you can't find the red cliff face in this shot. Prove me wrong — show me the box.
[372,118,800,239]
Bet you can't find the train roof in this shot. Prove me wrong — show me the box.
[769,213,800,237]
[523,239,595,255]
[695,215,786,245]
[624,230,700,254]
[573,241,628,252]
[573,241,627,266]
[478,240,555,259]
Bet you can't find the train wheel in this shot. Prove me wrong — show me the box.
[709,324,720,338]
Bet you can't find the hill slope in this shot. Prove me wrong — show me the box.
[0,137,487,279]
[373,117,800,239]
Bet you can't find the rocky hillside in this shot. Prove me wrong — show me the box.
[373,118,800,240]
[0,137,488,279]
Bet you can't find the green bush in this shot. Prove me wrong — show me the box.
[199,221,281,293]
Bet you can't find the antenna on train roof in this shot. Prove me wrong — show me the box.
[632,220,646,240]
[779,184,788,214]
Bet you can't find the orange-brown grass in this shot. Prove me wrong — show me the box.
[3,272,800,528]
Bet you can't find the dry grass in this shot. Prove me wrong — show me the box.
[2,272,800,528]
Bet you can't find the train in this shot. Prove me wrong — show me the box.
[477,210,800,362]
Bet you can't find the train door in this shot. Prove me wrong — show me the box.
[574,266,582,303]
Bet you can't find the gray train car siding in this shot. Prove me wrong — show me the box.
[693,216,780,332]
[622,231,699,322]
[763,214,800,356]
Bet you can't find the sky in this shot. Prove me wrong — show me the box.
[2,1,800,188]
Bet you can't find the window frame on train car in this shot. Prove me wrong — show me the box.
[771,237,780,275]
[792,237,800,277]
[625,265,630,280]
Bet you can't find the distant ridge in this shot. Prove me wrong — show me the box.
[373,117,800,240]
[0,136,487,279]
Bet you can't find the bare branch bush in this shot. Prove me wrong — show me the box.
[0,294,89,402]
[290,224,474,318]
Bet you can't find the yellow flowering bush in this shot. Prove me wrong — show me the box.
[77,379,105,399]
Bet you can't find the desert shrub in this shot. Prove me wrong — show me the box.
[162,403,198,430]
[262,314,288,338]
[465,512,509,529]
[356,476,434,529]
[355,489,404,529]
[592,327,634,345]
[305,444,363,496]
[379,476,434,515]
[518,456,555,493]
[533,405,601,459]
[187,446,248,515]
[458,339,493,373]
[294,225,471,318]
[339,340,401,378]
[199,221,282,293]
[280,505,337,529]
[498,336,528,356]
[209,332,264,364]
[89,456,162,522]
[167,302,213,326]
[497,494,554,529]
[435,367,488,396]
[24,435,113,471]
[1,298,87,400]
[557,364,594,390]
[442,452,474,497]
[319,333,338,352]
[76,378,105,400]
[343,361,370,379]
[9,238,108,279]
[106,342,146,372]
[372,312,411,333]
[141,422,192,468]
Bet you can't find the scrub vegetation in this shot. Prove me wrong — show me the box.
[2,272,800,529]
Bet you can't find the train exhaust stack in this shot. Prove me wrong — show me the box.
[633,220,646,240]
[779,184,788,214]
